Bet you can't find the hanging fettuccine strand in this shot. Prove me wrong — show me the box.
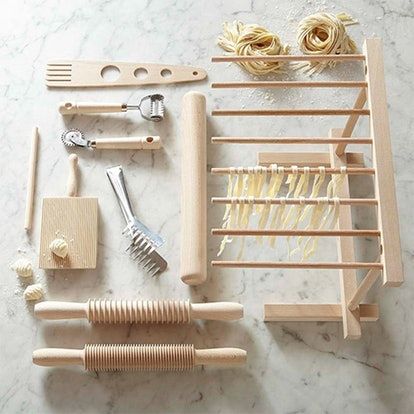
[295,166,326,250]
[237,197,255,259]
[257,165,283,243]
[302,197,329,260]
[218,199,238,256]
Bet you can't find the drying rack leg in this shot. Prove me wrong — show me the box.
[329,128,361,339]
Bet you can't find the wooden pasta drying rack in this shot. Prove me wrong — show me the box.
[210,38,403,340]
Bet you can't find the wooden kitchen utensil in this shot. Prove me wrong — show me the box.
[34,299,244,323]
[180,91,207,286]
[39,154,98,269]
[46,61,207,88]
[33,344,247,371]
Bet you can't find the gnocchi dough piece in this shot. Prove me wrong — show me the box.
[49,238,69,258]
[24,283,44,301]
[10,258,33,278]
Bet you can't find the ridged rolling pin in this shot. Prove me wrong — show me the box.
[180,91,207,286]
[33,344,247,371]
[34,300,243,323]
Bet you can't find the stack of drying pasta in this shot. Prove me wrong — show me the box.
[218,165,347,259]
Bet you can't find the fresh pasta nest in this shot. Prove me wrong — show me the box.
[296,12,358,74]
[218,21,290,75]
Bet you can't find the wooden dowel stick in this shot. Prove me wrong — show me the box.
[212,54,366,62]
[211,197,378,206]
[211,261,383,270]
[348,268,382,311]
[211,229,380,237]
[336,88,367,156]
[212,81,368,89]
[211,167,375,175]
[212,109,370,117]
[211,137,372,145]
[24,127,39,231]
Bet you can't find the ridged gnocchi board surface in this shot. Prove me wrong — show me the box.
[39,197,98,269]
[46,61,207,87]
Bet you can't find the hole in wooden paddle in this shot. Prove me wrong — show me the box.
[101,65,120,82]
[134,67,148,79]
[161,68,172,78]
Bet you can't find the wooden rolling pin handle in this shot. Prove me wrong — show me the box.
[180,91,207,286]
[32,348,84,367]
[34,301,87,320]
[93,136,161,150]
[195,348,247,367]
[190,302,243,321]
[66,154,78,197]
[59,102,124,115]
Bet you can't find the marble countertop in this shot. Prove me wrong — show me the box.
[1,0,413,413]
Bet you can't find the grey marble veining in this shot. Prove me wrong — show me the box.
[0,0,413,413]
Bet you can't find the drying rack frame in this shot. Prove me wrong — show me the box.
[210,38,403,340]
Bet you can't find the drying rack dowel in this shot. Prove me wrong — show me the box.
[211,261,384,270]
[212,109,370,117]
[211,54,366,62]
[210,167,375,175]
[211,137,372,145]
[211,197,378,206]
[211,229,381,237]
[212,81,368,89]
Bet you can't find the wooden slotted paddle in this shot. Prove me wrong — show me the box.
[39,154,98,269]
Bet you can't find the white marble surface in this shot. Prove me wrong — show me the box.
[0,0,413,413]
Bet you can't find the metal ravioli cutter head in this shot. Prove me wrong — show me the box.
[139,94,165,122]
[61,128,87,147]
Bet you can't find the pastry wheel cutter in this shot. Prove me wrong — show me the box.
[61,129,161,150]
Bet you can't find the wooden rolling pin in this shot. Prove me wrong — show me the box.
[33,344,247,370]
[34,300,243,323]
[180,91,207,286]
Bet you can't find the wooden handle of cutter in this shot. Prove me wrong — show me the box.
[180,91,207,286]
[93,136,161,150]
[59,102,124,114]
[34,301,87,319]
[33,348,84,367]
[194,348,247,367]
[66,154,78,197]
[191,302,243,321]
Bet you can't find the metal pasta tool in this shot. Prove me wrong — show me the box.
[106,165,167,276]
[59,94,165,122]
[61,129,161,150]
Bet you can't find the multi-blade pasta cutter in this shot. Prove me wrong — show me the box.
[106,165,167,276]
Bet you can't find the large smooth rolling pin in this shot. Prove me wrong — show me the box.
[180,91,207,285]
[33,344,247,371]
[34,299,243,323]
